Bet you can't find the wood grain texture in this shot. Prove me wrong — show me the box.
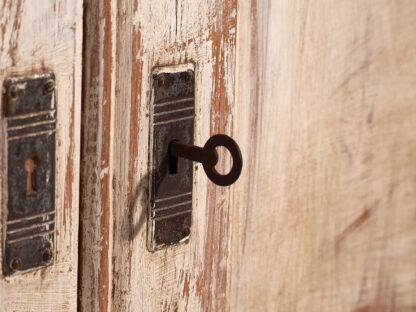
[0,0,82,311]
[79,0,237,311]
[79,0,116,311]
[109,0,237,311]
[229,0,416,311]
[79,0,416,311]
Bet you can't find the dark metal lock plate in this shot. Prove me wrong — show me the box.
[2,73,56,275]
[148,65,195,251]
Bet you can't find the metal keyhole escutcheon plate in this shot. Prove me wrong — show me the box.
[2,73,56,276]
[148,65,195,251]
[148,64,243,251]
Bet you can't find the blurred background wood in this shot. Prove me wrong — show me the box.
[230,1,416,311]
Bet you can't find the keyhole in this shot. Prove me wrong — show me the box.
[24,157,37,196]
[169,155,178,175]
[168,141,178,175]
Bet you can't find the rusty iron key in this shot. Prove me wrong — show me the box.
[168,134,243,186]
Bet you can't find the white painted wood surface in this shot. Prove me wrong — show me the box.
[79,1,116,311]
[109,1,237,311]
[79,1,237,311]
[79,0,416,311]
[229,1,416,311]
[0,1,83,311]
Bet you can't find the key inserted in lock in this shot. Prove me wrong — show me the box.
[148,64,243,251]
[148,65,195,251]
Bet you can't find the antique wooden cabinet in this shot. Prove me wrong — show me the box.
[1,0,416,311]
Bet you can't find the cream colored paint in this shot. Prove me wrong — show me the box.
[109,1,236,311]
[0,0,82,311]
[229,1,416,311]
[82,0,416,311]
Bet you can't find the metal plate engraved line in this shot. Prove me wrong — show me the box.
[148,65,195,251]
[2,73,56,276]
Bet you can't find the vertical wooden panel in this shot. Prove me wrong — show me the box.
[79,0,237,311]
[105,0,237,311]
[0,0,82,311]
[230,0,416,311]
[79,1,116,311]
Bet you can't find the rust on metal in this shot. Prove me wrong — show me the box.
[169,134,242,187]
[148,66,195,251]
[2,73,56,276]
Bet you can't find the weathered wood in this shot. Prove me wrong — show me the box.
[79,0,237,311]
[78,1,116,311]
[110,1,237,311]
[229,1,416,311]
[0,0,82,311]
[79,0,416,311]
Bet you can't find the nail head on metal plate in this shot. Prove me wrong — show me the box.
[2,72,56,276]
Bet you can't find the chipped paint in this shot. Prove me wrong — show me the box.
[0,0,83,310]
